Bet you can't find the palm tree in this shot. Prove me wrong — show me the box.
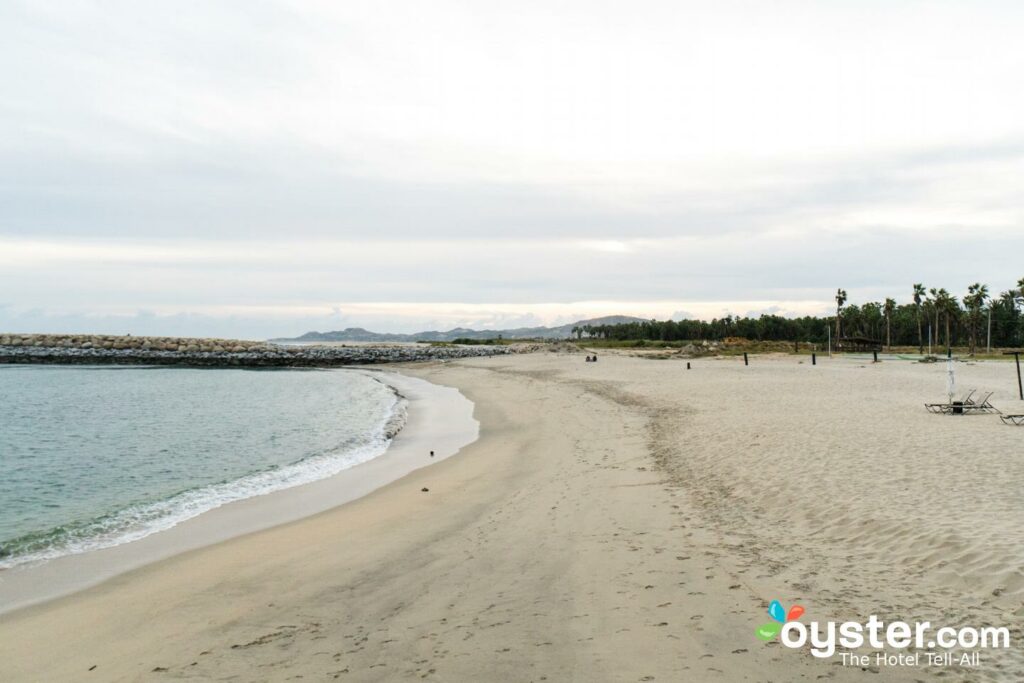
[997,289,1017,346]
[963,287,977,353]
[947,293,961,349]
[934,289,957,350]
[835,288,847,341]
[964,283,989,355]
[884,298,896,350]
[929,288,942,348]
[913,284,926,353]
[978,283,990,351]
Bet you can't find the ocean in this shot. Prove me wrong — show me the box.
[0,365,403,569]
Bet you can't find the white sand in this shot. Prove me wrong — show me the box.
[1,352,1021,681]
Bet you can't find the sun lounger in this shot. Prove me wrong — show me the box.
[925,390,975,414]
[925,391,1000,415]
[1000,415,1024,426]
[961,392,1000,414]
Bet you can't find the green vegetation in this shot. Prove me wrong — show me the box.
[571,279,1024,353]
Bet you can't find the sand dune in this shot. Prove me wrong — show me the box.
[1,352,1021,681]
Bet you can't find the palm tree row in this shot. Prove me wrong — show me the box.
[576,279,1024,352]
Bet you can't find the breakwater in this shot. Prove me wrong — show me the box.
[0,333,531,367]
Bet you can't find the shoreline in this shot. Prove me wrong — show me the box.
[0,368,478,615]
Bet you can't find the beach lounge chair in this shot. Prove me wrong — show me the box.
[961,392,1000,415]
[925,390,975,414]
[1000,415,1024,426]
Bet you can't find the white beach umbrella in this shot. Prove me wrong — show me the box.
[946,359,956,402]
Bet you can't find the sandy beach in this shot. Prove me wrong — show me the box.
[2,351,1022,681]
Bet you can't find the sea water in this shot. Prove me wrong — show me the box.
[0,365,403,568]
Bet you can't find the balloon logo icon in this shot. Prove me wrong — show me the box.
[755,600,805,641]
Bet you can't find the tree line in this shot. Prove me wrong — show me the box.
[571,279,1024,353]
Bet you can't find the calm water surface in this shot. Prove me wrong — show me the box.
[0,365,400,568]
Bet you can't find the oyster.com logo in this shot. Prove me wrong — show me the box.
[755,599,804,641]
[752,598,1010,667]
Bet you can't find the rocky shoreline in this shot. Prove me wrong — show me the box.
[0,333,532,367]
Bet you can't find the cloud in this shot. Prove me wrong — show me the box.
[0,1,1021,336]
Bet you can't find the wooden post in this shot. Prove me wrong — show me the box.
[987,307,992,354]
[686,361,691,370]
[743,352,749,366]
[812,353,816,365]
[1004,351,1023,400]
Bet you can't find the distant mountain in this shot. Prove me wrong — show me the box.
[271,315,648,343]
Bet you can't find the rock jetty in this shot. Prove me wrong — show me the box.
[0,333,533,367]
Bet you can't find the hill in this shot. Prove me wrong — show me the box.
[272,315,647,343]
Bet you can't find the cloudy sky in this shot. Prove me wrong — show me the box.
[2,1,1023,337]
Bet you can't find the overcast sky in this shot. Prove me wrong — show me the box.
[2,1,1023,337]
